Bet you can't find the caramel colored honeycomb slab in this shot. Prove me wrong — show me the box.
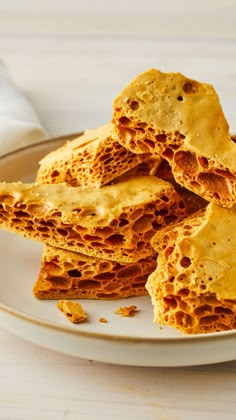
[112,69,236,207]
[36,123,146,188]
[146,204,236,334]
[33,245,157,300]
[0,177,187,262]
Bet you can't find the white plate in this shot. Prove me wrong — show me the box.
[0,136,236,367]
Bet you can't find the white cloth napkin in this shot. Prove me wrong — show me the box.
[0,61,47,156]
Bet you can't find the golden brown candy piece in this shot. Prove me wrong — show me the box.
[57,300,87,323]
[99,317,108,323]
[0,177,187,263]
[33,245,157,300]
[36,123,146,188]
[114,305,137,317]
[146,203,236,334]
[112,68,236,207]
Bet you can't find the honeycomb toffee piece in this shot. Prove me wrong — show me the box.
[112,69,236,207]
[36,123,147,188]
[146,203,236,334]
[33,244,157,300]
[0,177,187,263]
[118,158,207,215]
[57,299,87,324]
[114,305,137,317]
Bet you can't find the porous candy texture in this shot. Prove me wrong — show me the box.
[0,177,187,263]
[57,300,87,323]
[33,245,157,300]
[36,124,146,188]
[146,204,236,334]
[119,158,207,215]
[112,69,236,207]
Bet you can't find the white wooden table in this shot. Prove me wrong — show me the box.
[1,2,236,419]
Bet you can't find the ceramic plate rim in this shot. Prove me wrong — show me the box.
[1,298,236,344]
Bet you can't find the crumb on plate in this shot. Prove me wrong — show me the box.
[114,305,138,317]
[57,299,87,323]
[99,317,108,323]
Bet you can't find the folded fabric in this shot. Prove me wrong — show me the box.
[0,61,47,155]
